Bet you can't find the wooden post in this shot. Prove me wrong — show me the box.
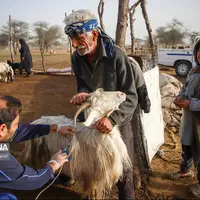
[115,0,129,50]
[41,50,46,73]
[129,0,141,55]
[40,36,46,73]
[140,0,155,58]
[9,15,14,62]
[98,0,105,31]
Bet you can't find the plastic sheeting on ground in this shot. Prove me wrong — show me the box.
[46,67,72,75]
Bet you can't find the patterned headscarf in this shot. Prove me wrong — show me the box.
[64,19,98,35]
[64,9,114,57]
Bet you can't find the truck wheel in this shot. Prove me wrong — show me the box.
[175,61,192,77]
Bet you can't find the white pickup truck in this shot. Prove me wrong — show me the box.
[158,36,200,76]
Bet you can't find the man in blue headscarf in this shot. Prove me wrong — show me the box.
[64,9,138,200]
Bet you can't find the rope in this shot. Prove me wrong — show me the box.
[35,141,73,199]
[35,165,63,200]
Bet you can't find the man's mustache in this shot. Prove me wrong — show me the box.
[76,45,85,50]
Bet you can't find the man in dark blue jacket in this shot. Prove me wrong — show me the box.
[0,95,73,199]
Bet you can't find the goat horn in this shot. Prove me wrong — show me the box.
[73,102,91,128]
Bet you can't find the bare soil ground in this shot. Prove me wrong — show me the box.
[0,53,197,199]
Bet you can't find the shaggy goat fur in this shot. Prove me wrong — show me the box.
[23,89,132,198]
[70,124,131,198]
[0,62,14,83]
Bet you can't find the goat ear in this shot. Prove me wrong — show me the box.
[95,88,104,95]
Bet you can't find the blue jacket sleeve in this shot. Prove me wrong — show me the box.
[11,124,51,143]
[0,153,54,190]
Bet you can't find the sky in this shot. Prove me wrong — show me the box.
[0,0,199,45]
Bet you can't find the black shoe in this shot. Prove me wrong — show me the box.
[26,72,34,77]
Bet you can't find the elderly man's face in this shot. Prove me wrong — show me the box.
[71,31,98,56]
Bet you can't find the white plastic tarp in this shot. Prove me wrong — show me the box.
[140,66,164,162]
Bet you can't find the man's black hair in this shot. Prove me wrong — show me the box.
[0,96,22,128]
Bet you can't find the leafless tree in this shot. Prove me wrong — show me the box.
[140,0,155,57]
[188,31,200,44]
[167,19,187,47]
[33,21,62,73]
[44,25,62,52]
[33,21,48,72]
[129,0,141,55]
[115,0,129,50]
[1,20,29,55]
[98,0,105,31]
[155,19,187,47]
[9,15,14,62]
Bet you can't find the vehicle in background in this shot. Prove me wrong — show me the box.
[158,36,200,77]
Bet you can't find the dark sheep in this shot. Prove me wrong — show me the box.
[7,60,24,75]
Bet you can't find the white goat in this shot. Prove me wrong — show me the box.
[0,62,14,83]
[23,88,132,199]
[70,89,132,198]
[49,49,56,56]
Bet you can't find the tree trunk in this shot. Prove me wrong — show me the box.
[172,31,175,47]
[140,0,155,57]
[40,50,46,73]
[98,0,105,31]
[115,0,129,50]
[12,42,17,56]
[16,41,19,50]
[129,0,141,55]
[15,41,19,55]
[129,11,135,55]
[9,15,14,62]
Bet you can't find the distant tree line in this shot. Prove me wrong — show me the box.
[98,0,199,57]
[1,16,199,56]
[0,19,63,55]
[155,18,200,48]
[130,18,200,50]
